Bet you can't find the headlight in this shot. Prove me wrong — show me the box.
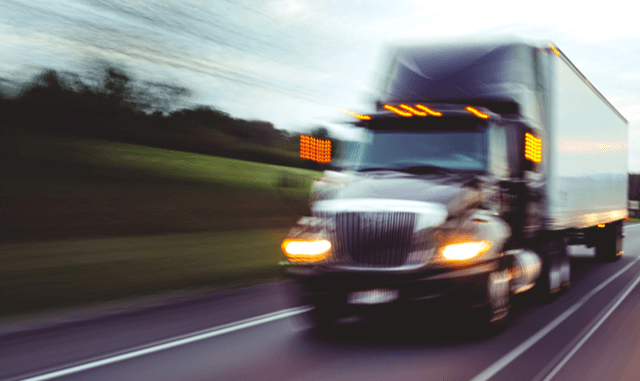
[281,238,331,263]
[441,240,491,261]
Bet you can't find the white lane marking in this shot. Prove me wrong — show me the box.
[471,254,640,381]
[20,306,312,381]
[19,224,640,381]
[541,268,640,381]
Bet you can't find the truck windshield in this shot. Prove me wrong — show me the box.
[349,120,489,172]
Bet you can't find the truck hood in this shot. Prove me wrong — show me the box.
[319,171,483,217]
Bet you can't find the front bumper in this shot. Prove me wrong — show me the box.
[282,260,500,314]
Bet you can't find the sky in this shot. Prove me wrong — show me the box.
[1,0,640,170]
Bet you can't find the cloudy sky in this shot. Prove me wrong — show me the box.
[2,0,640,169]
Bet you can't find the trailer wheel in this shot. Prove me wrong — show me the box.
[595,221,623,262]
[535,234,569,303]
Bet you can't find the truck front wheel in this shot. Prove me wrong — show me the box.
[300,300,344,331]
[535,234,570,303]
[595,221,623,262]
[470,268,511,337]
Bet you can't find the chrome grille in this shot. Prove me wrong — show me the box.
[330,212,416,267]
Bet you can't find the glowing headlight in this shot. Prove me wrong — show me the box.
[281,238,331,262]
[441,241,491,261]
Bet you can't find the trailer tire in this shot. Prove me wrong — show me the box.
[595,221,623,262]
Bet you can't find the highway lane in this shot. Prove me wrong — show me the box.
[4,224,640,381]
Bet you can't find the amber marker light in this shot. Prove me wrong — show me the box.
[300,135,309,160]
[399,104,427,116]
[441,241,491,261]
[598,224,606,228]
[341,109,371,120]
[525,132,542,163]
[415,104,443,116]
[549,43,560,56]
[300,135,332,163]
[384,104,413,117]
[281,238,331,262]
[465,106,490,119]
[319,140,331,163]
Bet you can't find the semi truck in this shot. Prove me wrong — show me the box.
[281,39,628,332]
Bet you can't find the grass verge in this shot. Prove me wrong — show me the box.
[0,228,291,318]
[1,127,321,242]
[0,127,321,318]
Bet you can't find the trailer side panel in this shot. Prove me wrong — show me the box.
[545,51,628,230]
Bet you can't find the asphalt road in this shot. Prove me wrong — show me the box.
[4,225,640,381]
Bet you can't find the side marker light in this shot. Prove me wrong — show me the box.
[399,104,427,116]
[549,43,560,56]
[383,104,412,117]
[465,106,490,119]
[341,109,371,120]
[414,104,443,116]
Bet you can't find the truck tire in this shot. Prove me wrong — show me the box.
[534,234,570,303]
[300,302,342,332]
[288,282,342,331]
[470,268,511,337]
[595,221,623,262]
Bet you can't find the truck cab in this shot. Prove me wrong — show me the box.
[280,39,627,333]
[282,104,545,331]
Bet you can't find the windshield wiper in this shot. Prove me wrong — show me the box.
[357,167,398,172]
[393,165,455,174]
[357,165,455,175]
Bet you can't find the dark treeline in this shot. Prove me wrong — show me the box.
[0,63,338,170]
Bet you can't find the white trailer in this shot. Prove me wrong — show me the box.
[543,45,628,230]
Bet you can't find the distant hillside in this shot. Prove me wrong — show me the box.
[0,64,339,171]
[0,127,321,242]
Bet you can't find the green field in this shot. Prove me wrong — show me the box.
[0,127,321,317]
[1,127,321,241]
[0,229,290,316]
